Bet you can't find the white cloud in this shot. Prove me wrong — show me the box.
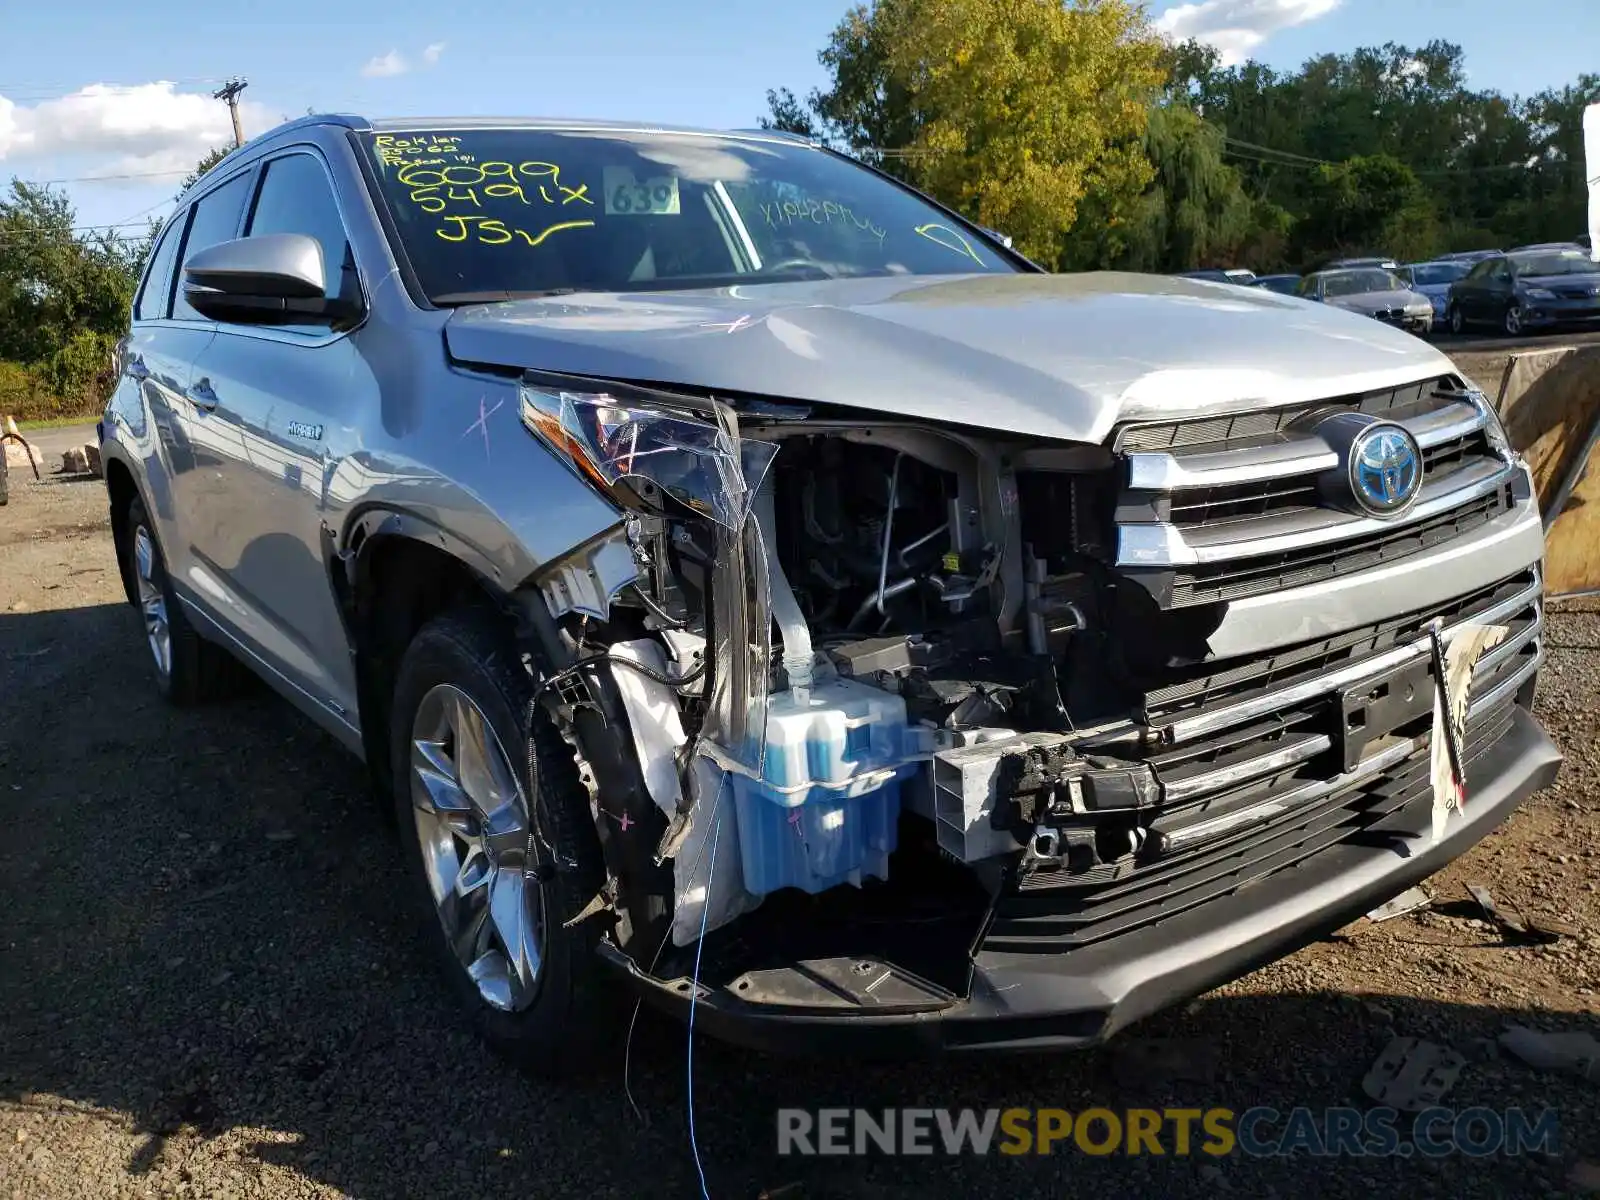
[361,42,447,79]
[362,50,410,78]
[1155,0,1341,67]
[0,82,272,177]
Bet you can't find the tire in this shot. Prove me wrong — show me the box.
[1448,304,1466,335]
[389,605,612,1077]
[124,496,234,705]
[1503,304,1523,337]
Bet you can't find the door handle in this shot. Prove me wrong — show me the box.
[187,378,219,411]
[126,357,150,381]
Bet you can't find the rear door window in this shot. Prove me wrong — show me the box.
[172,172,253,321]
[134,213,186,321]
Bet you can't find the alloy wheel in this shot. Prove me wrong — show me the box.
[132,525,172,678]
[410,683,543,1013]
[1505,305,1523,336]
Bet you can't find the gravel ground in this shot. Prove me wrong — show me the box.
[2,466,1597,1200]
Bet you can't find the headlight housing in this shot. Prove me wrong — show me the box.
[519,375,776,529]
[1524,287,1557,301]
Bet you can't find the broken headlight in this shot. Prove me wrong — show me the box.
[519,378,776,529]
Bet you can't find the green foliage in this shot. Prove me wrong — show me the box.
[178,146,233,199]
[0,177,149,420]
[765,0,1166,268]
[766,22,1600,273]
[1295,154,1438,264]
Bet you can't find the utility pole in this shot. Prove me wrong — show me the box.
[213,78,248,148]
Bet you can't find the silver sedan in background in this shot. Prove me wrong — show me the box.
[1297,267,1436,335]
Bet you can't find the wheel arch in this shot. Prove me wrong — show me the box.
[103,451,145,608]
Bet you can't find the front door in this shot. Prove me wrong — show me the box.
[183,149,372,718]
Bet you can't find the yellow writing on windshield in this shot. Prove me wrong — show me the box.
[760,198,886,247]
[913,222,985,267]
[437,216,597,246]
[374,134,598,251]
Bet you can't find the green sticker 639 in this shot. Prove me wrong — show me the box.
[603,167,680,216]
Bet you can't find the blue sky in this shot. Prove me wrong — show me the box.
[2,0,1597,234]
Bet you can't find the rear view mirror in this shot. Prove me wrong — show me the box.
[182,233,358,325]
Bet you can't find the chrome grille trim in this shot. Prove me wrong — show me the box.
[1153,570,1542,745]
[1118,458,1515,567]
[1123,399,1485,494]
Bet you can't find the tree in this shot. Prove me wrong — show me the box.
[178,146,232,198]
[0,180,144,417]
[1295,154,1439,264]
[764,0,1166,267]
[1067,103,1257,272]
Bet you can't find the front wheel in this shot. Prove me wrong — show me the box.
[1448,304,1466,335]
[390,606,612,1076]
[1503,304,1524,337]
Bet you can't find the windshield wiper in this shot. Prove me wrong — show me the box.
[432,289,580,306]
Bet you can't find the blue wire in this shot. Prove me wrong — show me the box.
[687,806,723,1200]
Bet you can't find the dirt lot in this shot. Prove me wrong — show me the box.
[2,441,1598,1199]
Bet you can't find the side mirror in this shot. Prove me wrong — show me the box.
[182,233,357,325]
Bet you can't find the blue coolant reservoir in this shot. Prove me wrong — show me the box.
[732,676,916,896]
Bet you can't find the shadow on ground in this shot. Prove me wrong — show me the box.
[1,601,1595,1200]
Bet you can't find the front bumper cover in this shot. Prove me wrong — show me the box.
[604,706,1560,1055]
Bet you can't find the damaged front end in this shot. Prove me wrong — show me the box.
[512,369,1555,1052]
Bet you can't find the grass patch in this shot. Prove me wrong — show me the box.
[15,413,101,431]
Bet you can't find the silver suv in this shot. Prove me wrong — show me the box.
[101,115,1560,1074]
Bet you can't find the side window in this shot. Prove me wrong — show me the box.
[134,212,187,321]
[172,172,253,321]
[1466,261,1490,280]
[245,152,353,300]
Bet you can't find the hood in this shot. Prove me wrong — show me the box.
[1325,288,1431,314]
[443,272,1459,445]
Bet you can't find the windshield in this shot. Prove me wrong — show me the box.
[359,128,1018,302]
[1407,262,1470,286]
[1322,269,1400,298]
[1510,249,1599,277]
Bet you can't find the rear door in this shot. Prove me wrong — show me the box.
[161,168,256,611]
[183,148,371,719]
[122,201,218,586]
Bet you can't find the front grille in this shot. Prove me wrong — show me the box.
[1141,569,1536,716]
[1109,374,1520,609]
[991,697,1516,949]
[1163,429,1491,528]
[1166,483,1512,607]
[987,570,1541,950]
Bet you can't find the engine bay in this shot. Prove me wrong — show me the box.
[522,393,1221,973]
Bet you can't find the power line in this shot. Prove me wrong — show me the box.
[10,168,191,186]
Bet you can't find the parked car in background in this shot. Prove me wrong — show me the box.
[1297,267,1434,333]
[1327,256,1400,271]
[1394,260,1472,323]
[1252,273,1302,295]
[1176,267,1257,286]
[1438,249,1503,264]
[1509,241,1585,254]
[1446,246,1600,335]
